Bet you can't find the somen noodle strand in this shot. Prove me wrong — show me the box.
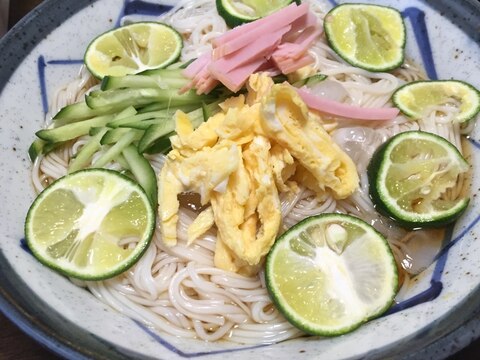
[30,0,473,343]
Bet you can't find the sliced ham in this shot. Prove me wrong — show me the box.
[212,3,308,59]
[209,57,266,93]
[211,25,290,74]
[272,26,322,74]
[182,2,324,94]
[285,11,318,42]
[296,88,400,120]
[182,52,212,79]
[257,60,282,77]
[212,2,308,48]
[196,77,219,95]
[275,53,315,74]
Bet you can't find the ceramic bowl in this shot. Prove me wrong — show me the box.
[0,0,479,359]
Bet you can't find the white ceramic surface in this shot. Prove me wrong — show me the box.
[0,1,479,359]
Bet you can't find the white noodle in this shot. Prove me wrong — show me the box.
[30,0,474,345]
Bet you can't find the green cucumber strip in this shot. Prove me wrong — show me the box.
[122,145,158,207]
[116,154,130,170]
[92,131,139,168]
[101,74,190,91]
[28,139,65,161]
[165,59,195,70]
[107,110,173,128]
[143,132,174,154]
[138,123,175,154]
[68,128,108,173]
[114,105,138,119]
[137,108,204,153]
[28,139,46,162]
[101,128,142,145]
[138,102,199,114]
[85,88,213,110]
[120,105,207,130]
[140,68,187,77]
[202,100,222,120]
[89,126,106,136]
[37,114,115,143]
[53,101,119,124]
[272,74,288,83]
[118,119,168,130]
[178,59,195,69]
[292,74,327,88]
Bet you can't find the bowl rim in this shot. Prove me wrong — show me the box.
[0,0,479,359]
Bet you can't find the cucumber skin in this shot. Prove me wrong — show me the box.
[292,74,327,88]
[36,115,114,143]
[143,133,173,154]
[101,74,189,91]
[93,131,139,168]
[68,129,108,173]
[137,108,205,153]
[122,145,158,207]
[28,139,46,162]
[367,132,469,229]
[53,102,119,123]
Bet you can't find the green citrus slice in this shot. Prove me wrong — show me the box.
[393,80,480,123]
[25,169,155,280]
[85,22,183,78]
[324,3,406,72]
[368,131,470,228]
[216,0,294,28]
[266,213,398,336]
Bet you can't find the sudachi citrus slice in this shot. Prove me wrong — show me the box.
[85,22,183,78]
[266,213,398,336]
[368,130,470,228]
[25,169,155,280]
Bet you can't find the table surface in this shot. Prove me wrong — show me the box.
[1,1,480,359]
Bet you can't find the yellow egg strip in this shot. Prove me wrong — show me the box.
[157,73,359,273]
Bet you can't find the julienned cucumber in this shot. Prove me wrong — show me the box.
[100,128,142,145]
[107,110,173,128]
[138,108,206,153]
[37,114,115,142]
[292,74,327,88]
[53,101,119,123]
[101,74,190,91]
[34,60,227,197]
[143,132,174,154]
[85,88,214,109]
[68,128,108,173]
[93,131,140,168]
[122,145,158,207]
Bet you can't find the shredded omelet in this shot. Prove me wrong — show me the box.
[158,73,359,274]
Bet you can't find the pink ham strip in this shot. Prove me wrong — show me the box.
[211,25,290,74]
[297,88,400,120]
[272,26,322,74]
[196,77,219,95]
[180,63,217,94]
[272,27,322,62]
[253,59,282,76]
[212,3,307,47]
[212,3,308,59]
[209,56,266,92]
[284,11,318,42]
[274,53,314,74]
[182,52,212,78]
